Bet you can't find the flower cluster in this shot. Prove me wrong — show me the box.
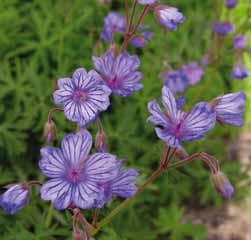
[0,0,248,238]
[39,130,138,210]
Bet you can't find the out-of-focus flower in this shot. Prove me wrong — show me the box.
[147,86,216,148]
[233,35,248,49]
[225,0,237,9]
[211,92,246,127]
[213,22,234,36]
[181,62,204,85]
[154,5,185,31]
[162,70,189,93]
[101,12,126,42]
[211,171,234,199]
[94,168,139,208]
[43,120,56,143]
[138,0,156,4]
[231,64,249,79]
[201,53,211,66]
[93,51,143,97]
[39,130,121,210]
[0,184,29,214]
[130,31,153,48]
[53,68,111,127]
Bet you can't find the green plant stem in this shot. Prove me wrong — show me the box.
[45,203,54,228]
[90,152,218,236]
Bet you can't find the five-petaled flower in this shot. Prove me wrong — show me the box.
[53,68,111,127]
[211,92,246,127]
[93,51,143,97]
[0,184,29,214]
[39,130,121,210]
[147,86,216,148]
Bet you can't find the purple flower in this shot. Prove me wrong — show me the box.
[92,51,143,97]
[53,68,111,127]
[233,35,247,49]
[94,168,139,208]
[213,22,234,36]
[212,92,246,127]
[154,5,185,31]
[130,31,153,48]
[0,184,29,214]
[147,86,216,148]
[211,171,234,199]
[39,130,121,210]
[231,64,249,79]
[225,0,237,9]
[101,12,126,42]
[181,62,204,85]
[137,0,156,5]
[162,70,189,93]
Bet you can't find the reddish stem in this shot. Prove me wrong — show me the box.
[47,108,63,122]
[120,5,150,53]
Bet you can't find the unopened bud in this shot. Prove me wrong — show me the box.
[95,129,106,152]
[211,171,234,199]
[43,120,56,143]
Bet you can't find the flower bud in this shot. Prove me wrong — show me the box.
[95,129,107,152]
[154,5,185,31]
[211,171,234,199]
[0,184,29,214]
[43,120,56,143]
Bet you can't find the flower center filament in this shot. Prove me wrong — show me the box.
[72,90,87,103]
[68,168,82,183]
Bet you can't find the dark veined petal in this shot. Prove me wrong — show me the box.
[147,99,168,127]
[111,169,139,198]
[215,92,246,126]
[57,77,73,88]
[72,68,88,88]
[40,178,72,210]
[61,130,92,165]
[161,86,178,120]
[181,102,216,141]
[39,147,66,178]
[53,88,73,105]
[72,181,99,209]
[63,100,82,122]
[92,51,115,78]
[113,51,140,76]
[0,185,29,214]
[155,127,181,148]
[84,153,120,183]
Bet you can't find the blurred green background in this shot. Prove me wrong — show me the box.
[0,0,250,239]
